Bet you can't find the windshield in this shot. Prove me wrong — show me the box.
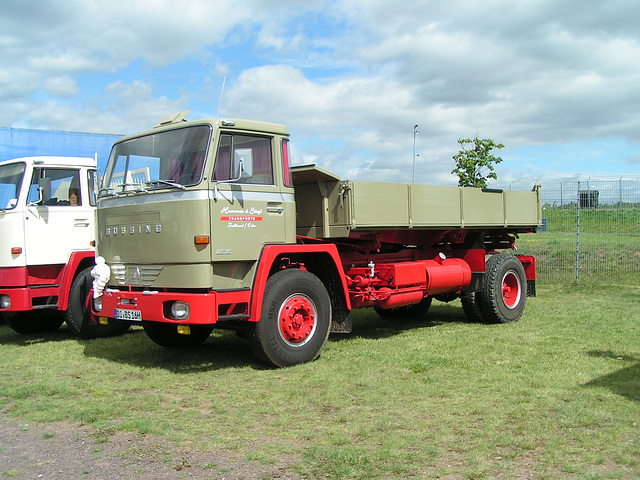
[0,162,26,210]
[101,125,211,195]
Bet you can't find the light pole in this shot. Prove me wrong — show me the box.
[412,125,419,184]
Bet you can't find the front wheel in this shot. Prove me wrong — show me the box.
[66,267,130,338]
[481,254,527,324]
[249,269,331,368]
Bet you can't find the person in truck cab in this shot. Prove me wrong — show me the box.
[68,187,79,206]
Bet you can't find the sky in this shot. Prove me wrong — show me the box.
[1,0,639,187]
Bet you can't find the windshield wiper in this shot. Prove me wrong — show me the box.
[146,179,187,191]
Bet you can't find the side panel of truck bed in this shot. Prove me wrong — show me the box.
[292,165,541,238]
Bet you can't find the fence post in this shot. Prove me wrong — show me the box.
[576,181,581,285]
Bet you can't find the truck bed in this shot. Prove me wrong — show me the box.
[292,165,541,239]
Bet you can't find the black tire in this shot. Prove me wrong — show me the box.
[374,297,433,318]
[480,254,527,324]
[460,291,487,323]
[249,269,331,368]
[4,311,64,334]
[66,267,130,339]
[142,321,213,348]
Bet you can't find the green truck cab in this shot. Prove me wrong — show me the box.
[93,113,540,367]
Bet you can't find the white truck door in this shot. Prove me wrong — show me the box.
[23,168,94,266]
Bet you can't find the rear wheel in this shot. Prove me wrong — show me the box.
[66,267,130,338]
[249,269,331,368]
[142,321,213,348]
[460,291,487,323]
[480,254,527,324]
[4,311,64,334]
[374,297,433,318]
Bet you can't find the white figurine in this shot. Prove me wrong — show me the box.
[91,256,111,298]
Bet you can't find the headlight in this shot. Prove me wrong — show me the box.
[93,296,103,312]
[170,302,190,320]
[0,295,10,309]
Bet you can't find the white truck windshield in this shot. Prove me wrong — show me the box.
[101,125,211,195]
[0,162,26,210]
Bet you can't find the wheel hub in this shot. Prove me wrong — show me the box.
[501,271,522,309]
[279,295,316,346]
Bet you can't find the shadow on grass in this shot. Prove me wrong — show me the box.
[83,304,474,371]
[333,302,476,342]
[0,323,80,345]
[584,350,640,403]
[80,327,266,372]
[1,302,478,372]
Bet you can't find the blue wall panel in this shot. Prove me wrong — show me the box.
[0,128,122,171]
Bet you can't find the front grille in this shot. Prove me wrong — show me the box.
[110,264,163,286]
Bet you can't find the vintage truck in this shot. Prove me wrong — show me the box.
[92,113,540,367]
[0,156,128,338]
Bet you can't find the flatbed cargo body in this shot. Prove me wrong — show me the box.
[292,164,540,239]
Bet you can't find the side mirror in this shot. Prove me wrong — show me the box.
[27,177,51,206]
[233,149,253,180]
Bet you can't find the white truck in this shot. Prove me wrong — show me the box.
[0,156,128,337]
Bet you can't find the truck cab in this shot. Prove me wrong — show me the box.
[0,156,128,337]
[96,116,294,293]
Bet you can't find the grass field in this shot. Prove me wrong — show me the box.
[1,285,639,479]
[517,233,640,286]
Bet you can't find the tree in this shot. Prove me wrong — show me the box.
[451,135,504,188]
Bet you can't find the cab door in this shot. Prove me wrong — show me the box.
[23,168,94,266]
[209,133,288,263]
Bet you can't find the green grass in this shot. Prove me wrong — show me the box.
[519,206,640,286]
[517,233,640,285]
[542,206,640,235]
[1,286,640,479]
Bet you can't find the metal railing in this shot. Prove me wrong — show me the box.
[495,177,640,285]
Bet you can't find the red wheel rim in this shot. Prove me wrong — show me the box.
[278,294,317,347]
[501,270,522,309]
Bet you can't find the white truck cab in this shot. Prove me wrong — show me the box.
[0,156,128,337]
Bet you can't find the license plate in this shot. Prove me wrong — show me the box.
[114,308,142,321]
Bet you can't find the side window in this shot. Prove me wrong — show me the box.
[213,134,273,185]
[28,169,82,206]
[87,170,97,206]
[282,138,292,188]
[213,134,232,182]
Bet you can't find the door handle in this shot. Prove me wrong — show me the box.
[74,220,90,227]
[266,206,284,214]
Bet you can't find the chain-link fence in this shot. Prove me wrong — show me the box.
[495,177,640,286]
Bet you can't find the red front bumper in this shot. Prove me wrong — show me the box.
[0,286,63,312]
[94,287,252,325]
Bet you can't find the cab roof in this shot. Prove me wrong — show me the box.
[115,114,289,146]
[0,156,96,168]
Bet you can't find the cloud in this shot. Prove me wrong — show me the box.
[6,80,188,134]
[1,0,640,183]
[43,76,79,98]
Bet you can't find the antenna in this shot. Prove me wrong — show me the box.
[216,74,227,119]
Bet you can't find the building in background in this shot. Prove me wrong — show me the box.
[0,127,122,172]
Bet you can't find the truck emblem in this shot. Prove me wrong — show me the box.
[105,224,161,236]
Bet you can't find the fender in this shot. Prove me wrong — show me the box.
[57,250,95,311]
[249,243,351,322]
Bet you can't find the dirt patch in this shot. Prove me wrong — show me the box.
[0,414,301,479]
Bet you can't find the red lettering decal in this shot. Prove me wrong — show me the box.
[220,216,263,221]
